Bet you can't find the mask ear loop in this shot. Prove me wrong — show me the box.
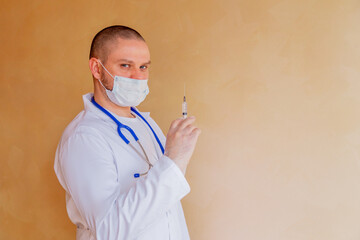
[97,60,115,91]
[97,77,109,91]
[98,60,115,78]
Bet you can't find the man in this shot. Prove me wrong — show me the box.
[54,25,200,240]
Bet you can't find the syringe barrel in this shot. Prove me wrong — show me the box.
[182,102,187,118]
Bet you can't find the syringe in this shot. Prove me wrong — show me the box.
[182,84,187,119]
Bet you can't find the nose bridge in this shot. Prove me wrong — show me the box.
[130,65,146,80]
[130,68,141,79]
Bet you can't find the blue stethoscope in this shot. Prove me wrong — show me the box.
[91,97,164,178]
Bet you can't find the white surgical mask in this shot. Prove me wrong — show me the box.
[97,60,149,107]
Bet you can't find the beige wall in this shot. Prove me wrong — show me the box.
[1,0,360,239]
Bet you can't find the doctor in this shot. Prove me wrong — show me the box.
[54,25,201,240]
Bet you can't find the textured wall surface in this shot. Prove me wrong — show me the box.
[1,0,360,239]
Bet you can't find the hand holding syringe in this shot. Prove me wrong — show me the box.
[164,83,201,175]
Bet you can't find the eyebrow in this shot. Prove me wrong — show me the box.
[116,59,151,65]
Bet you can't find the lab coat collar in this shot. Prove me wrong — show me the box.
[82,93,151,120]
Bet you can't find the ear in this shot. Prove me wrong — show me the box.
[89,57,101,80]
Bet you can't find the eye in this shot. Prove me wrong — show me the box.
[121,64,130,68]
[140,65,148,70]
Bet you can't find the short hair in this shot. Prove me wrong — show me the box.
[89,25,145,62]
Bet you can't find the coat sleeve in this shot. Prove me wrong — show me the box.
[59,129,190,239]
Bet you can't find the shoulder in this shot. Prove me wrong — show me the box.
[59,109,109,146]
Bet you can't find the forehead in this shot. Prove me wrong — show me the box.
[106,38,150,63]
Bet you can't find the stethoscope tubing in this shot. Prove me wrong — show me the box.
[91,97,164,178]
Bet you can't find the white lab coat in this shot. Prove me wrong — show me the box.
[54,93,191,240]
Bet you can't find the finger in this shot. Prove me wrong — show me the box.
[183,124,196,135]
[169,118,183,130]
[191,128,201,139]
[177,116,196,130]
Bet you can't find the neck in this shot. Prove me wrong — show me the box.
[93,84,135,118]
